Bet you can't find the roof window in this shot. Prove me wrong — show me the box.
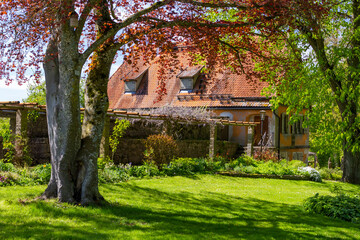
[178,66,203,93]
[123,68,148,94]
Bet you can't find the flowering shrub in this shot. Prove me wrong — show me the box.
[298,166,322,182]
[0,174,12,186]
[253,148,279,162]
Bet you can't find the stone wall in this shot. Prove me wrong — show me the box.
[28,138,51,164]
[113,139,241,165]
[113,119,229,141]
[1,113,235,165]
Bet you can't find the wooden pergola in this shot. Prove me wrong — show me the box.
[0,101,259,160]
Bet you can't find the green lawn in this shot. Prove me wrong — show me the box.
[0,175,360,239]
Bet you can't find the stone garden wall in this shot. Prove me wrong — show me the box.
[1,113,236,165]
[112,139,241,165]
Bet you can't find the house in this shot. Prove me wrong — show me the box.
[108,47,310,161]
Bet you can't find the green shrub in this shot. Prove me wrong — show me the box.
[32,164,51,184]
[0,161,16,172]
[110,119,130,160]
[318,168,342,181]
[129,162,160,178]
[288,160,306,168]
[98,163,131,183]
[304,193,360,223]
[144,134,179,166]
[162,158,209,176]
[98,157,111,170]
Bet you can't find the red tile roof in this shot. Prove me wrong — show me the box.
[108,50,269,110]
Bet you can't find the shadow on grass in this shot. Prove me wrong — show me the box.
[0,183,359,239]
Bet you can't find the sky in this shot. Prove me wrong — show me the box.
[0,60,122,102]
[0,80,28,102]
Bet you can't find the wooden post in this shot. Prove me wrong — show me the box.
[247,126,255,156]
[14,109,28,165]
[100,115,110,160]
[209,122,217,161]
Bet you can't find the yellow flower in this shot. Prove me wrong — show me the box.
[43,165,46,168]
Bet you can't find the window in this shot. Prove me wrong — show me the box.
[292,115,305,134]
[292,152,304,161]
[180,77,194,91]
[123,68,149,94]
[280,152,289,160]
[281,113,290,134]
[124,80,137,93]
[178,65,204,93]
[281,113,305,135]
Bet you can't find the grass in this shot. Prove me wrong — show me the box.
[0,175,360,239]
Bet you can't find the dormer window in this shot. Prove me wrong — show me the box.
[123,68,148,94]
[124,80,137,93]
[178,65,204,93]
[180,77,194,91]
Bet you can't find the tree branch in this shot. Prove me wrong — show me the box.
[79,0,173,65]
[75,0,100,41]
[175,0,249,9]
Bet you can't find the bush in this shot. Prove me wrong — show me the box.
[0,161,16,172]
[288,160,306,168]
[162,158,208,176]
[255,160,299,176]
[98,163,131,183]
[129,162,160,178]
[304,193,360,223]
[144,134,178,166]
[318,168,342,181]
[32,164,51,184]
[110,119,130,160]
[98,157,111,170]
[0,174,13,186]
[298,166,322,182]
[253,148,279,162]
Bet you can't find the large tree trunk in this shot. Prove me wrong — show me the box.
[41,5,118,203]
[42,24,83,203]
[342,146,360,184]
[74,42,117,205]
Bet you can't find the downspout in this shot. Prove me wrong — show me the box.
[273,110,281,160]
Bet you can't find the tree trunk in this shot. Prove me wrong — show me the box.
[74,42,117,205]
[41,9,118,203]
[342,146,360,184]
[42,24,83,203]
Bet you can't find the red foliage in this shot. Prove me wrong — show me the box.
[0,0,330,90]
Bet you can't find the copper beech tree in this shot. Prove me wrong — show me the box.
[0,0,328,204]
